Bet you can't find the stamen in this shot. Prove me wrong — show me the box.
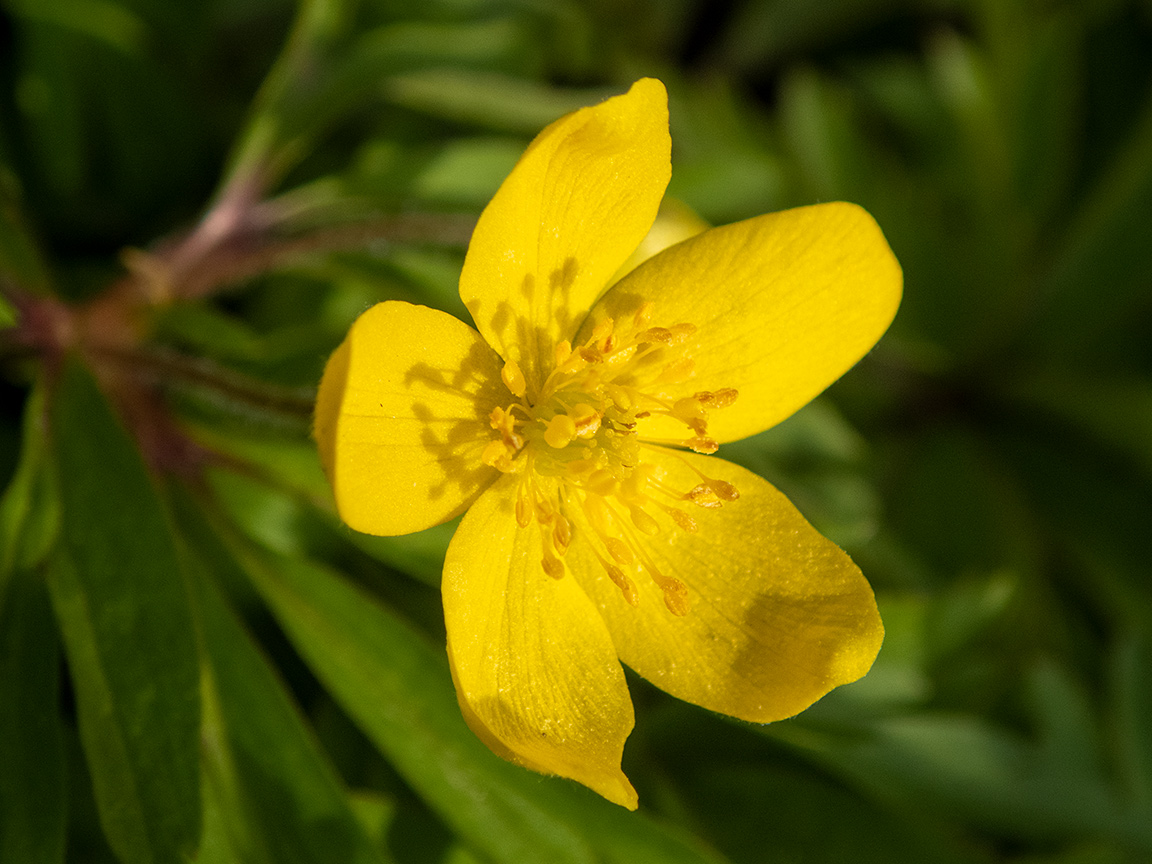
[570,404,601,438]
[664,506,698,533]
[481,440,514,472]
[695,388,738,408]
[629,505,660,536]
[542,552,565,579]
[687,436,719,454]
[684,484,723,508]
[552,514,572,554]
[502,359,526,397]
[515,485,532,527]
[604,536,634,565]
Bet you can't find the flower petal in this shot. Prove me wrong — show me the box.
[582,202,902,443]
[459,78,671,396]
[565,448,883,723]
[442,473,638,808]
[315,301,506,536]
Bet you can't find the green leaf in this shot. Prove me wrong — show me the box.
[46,359,200,864]
[0,568,67,864]
[235,542,727,864]
[0,382,66,864]
[176,491,393,864]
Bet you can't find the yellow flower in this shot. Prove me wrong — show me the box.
[314,78,901,809]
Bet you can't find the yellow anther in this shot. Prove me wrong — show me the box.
[552,515,572,554]
[668,509,698,533]
[542,554,565,580]
[489,406,506,429]
[554,340,572,366]
[481,439,513,472]
[661,580,690,617]
[515,488,532,527]
[501,359,526,398]
[636,326,673,343]
[605,564,640,606]
[571,404,601,438]
[707,479,740,501]
[685,484,723,508]
[696,388,738,409]
[629,505,660,536]
[544,414,576,448]
[687,436,718,454]
[604,537,634,565]
[534,495,554,523]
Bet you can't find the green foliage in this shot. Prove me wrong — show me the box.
[2,0,1151,862]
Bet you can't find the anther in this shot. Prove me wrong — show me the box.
[629,505,660,536]
[661,580,690,617]
[695,388,738,408]
[604,537,634,565]
[542,553,565,579]
[687,436,719,454]
[636,326,673,344]
[667,508,698,533]
[684,484,723,508]
[570,404,601,438]
[515,488,532,527]
[707,479,740,501]
[552,514,572,554]
[481,440,513,472]
[501,359,526,398]
[605,564,640,606]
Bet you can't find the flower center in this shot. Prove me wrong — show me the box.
[480,303,739,616]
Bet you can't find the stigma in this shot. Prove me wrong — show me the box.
[480,303,739,616]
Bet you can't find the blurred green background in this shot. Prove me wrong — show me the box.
[2,1,1152,862]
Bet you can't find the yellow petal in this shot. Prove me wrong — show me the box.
[442,473,638,808]
[583,202,902,443]
[566,448,883,722]
[459,78,671,397]
[315,301,506,536]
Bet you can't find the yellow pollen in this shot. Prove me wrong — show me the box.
[696,388,738,408]
[501,359,526,397]
[570,404,601,438]
[668,508,698,532]
[480,303,744,616]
